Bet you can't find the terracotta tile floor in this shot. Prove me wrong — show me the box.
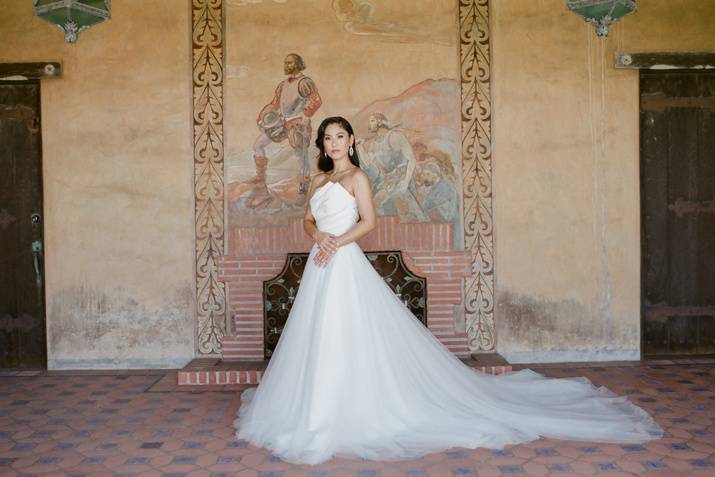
[1,362,714,476]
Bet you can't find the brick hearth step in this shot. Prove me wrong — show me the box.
[177,354,512,386]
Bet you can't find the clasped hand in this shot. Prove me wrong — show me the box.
[314,231,338,267]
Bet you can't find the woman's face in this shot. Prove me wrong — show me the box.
[323,123,353,161]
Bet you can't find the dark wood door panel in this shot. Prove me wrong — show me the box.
[641,70,715,356]
[644,308,715,354]
[0,82,46,368]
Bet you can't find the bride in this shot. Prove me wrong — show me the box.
[234,116,662,465]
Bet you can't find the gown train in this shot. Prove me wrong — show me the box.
[234,181,662,464]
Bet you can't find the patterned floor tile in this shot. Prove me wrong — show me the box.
[0,363,713,476]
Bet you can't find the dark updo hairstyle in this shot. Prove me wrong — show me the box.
[315,116,360,172]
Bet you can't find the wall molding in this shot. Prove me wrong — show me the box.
[0,62,62,81]
[192,0,227,355]
[459,0,495,352]
[615,51,715,69]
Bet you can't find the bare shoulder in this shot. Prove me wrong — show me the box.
[311,172,329,188]
[308,172,329,199]
[345,168,371,196]
[348,168,370,187]
[347,167,368,182]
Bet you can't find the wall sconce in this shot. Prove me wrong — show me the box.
[567,0,636,37]
[33,0,111,43]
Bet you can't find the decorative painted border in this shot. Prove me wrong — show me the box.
[192,0,226,355]
[191,0,495,356]
[459,0,495,352]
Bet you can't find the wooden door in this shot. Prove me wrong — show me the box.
[641,70,715,356]
[0,81,47,368]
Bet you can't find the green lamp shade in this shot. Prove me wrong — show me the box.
[567,0,636,37]
[33,0,111,43]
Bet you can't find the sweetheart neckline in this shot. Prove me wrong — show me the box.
[312,180,356,201]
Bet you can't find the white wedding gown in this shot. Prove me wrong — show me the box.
[234,181,662,464]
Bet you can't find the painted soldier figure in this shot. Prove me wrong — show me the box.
[251,53,322,199]
[356,113,427,221]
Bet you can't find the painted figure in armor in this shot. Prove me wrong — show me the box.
[251,53,322,205]
[356,113,427,221]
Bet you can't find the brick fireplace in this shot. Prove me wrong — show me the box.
[218,216,472,360]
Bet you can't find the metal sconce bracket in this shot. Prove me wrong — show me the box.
[567,0,636,37]
[33,0,111,43]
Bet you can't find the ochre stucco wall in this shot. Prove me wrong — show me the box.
[0,0,195,368]
[492,0,715,362]
[3,0,713,368]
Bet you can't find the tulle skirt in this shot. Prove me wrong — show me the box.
[234,243,662,464]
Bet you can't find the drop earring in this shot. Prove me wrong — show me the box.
[349,145,354,156]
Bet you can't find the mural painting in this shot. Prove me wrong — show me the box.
[242,53,321,208]
[352,81,461,227]
[225,0,462,239]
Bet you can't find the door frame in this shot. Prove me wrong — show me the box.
[1,61,61,368]
[617,51,715,357]
[0,62,62,82]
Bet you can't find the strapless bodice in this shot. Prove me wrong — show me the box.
[309,181,358,236]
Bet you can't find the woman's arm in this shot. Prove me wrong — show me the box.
[303,175,338,253]
[336,171,376,246]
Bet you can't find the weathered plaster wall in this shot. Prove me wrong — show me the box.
[4,0,712,368]
[0,0,195,368]
[492,0,715,362]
